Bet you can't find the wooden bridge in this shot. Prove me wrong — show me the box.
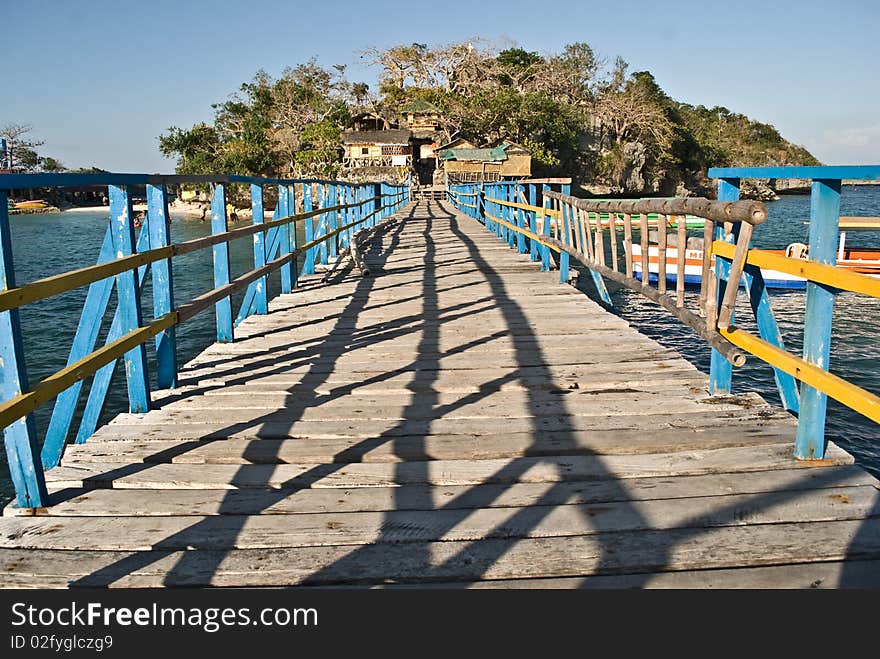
[1,169,880,588]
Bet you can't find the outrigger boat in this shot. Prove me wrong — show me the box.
[12,199,49,210]
[630,219,880,290]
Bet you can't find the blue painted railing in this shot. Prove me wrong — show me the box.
[707,165,880,459]
[0,172,409,509]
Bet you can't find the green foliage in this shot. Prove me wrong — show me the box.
[294,120,343,177]
[496,48,543,70]
[156,43,819,192]
[38,156,64,172]
[160,62,351,178]
[521,137,559,169]
[675,104,821,170]
[159,123,221,175]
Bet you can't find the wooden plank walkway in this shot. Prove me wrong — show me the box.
[2,200,879,588]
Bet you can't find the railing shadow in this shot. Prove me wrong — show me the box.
[66,199,879,588]
[70,204,416,584]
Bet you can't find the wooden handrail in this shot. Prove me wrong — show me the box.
[484,196,561,217]
[542,190,768,225]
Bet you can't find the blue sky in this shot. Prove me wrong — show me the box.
[3,0,878,171]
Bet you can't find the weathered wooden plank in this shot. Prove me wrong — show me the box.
[200,330,657,355]
[182,349,679,375]
[3,518,880,587]
[352,560,880,589]
[59,423,799,464]
[229,374,706,395]
[185,344,675,367]
[147,371,706,408]
[100,397,784,433]
[229,319,636,340]
[174,351,692,384]
[15,465,873,517]
[3,485,877,551]
[40,444,852,490]
[155,390,737,418]
[89,408,796,442]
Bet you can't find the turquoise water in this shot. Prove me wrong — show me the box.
[1,187,879,506]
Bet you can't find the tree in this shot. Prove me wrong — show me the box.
[158,41,820,194]
[160,62,352,178]
[1,123,45,172]
[594,75,675,150]
[495,48,544,92]
[535,42,600,106]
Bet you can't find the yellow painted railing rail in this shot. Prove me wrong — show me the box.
[0,313,178,429]
[713,240,880,299]
[484,212,561,252]
[484,196,560,217]
[721,326,880,424]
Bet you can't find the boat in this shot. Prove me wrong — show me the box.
[630,235,880,290]
[544,212,704,234]
[13,199,49,210]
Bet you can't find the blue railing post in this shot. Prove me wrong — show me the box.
[303,182,315,275]
[210,184,234,342]
[147,183,178,388]
[496,185,504,240]
[43,227,118,464]
[559,198,570,283]
[277,184,293,293]
[505,185,513,245]
[338,186,348,250]
[329,184,338,259]
[250,183,269,315]
[0,189,49,509]
[795,178,842,459]
[108,184,152,411]
[74,227,152,443]
[288,184,298,288]
[528,184,539,261]
[350,185,358,244]
[709,177,740,395]
[515,184,527,254]
[743,266,800,413]
[317,183,328,265]
[541,184,551,271]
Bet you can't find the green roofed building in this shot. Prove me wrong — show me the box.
[438,139,531,183]
[400,100,444,138]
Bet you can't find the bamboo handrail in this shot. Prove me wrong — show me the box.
[542,191,768,225]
